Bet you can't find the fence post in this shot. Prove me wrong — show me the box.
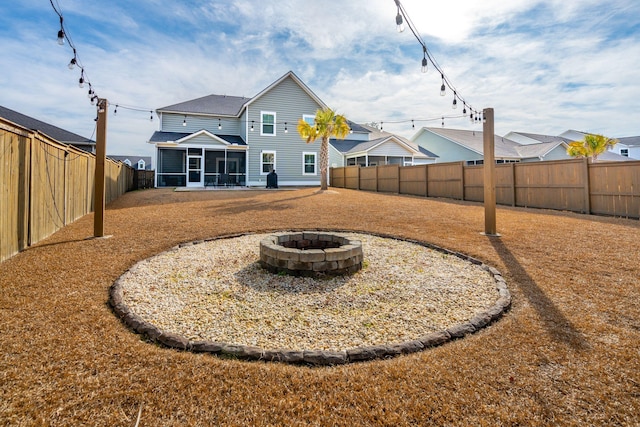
[375,165,378,193]
[460,161,465,200]
[582,157,591,214]
[396,164,401,194]
[94,99,107,237]
[483,108,498,236]
[424,164,429,197]
[510,163,516,207]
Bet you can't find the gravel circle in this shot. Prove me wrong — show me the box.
[115,232,505,356]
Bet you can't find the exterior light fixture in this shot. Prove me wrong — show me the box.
[421,46,428,73]
[452,92,458,109]
[440,74,446,96]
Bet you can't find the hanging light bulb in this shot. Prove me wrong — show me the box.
[150,111,153,121]
[349,127,353,134]
[395,8,405,32]
[68,57,76,70]
[462,103,467,116]
[57,30,64,45]
[452,92,458,109]
[182,116,186,126]
[218,119,222,130]
[440,74,446,96]
[87,87,93,98]
[412,119,415,129]
[421,46,428,73]
[380,121,383,131]
[470,112,474,123]
[250,120,254,131]
[284,122,288,133]
[78,73,84,88]
[441,117,445,127]
[114,105,118,115]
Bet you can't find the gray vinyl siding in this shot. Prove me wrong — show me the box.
[329,144,345,168]
[541,145,571,161]
[162,113,241,135]
[414,133,482,163]
[185,134,230,147]
[246,76,324,185]
[369,141,412,156]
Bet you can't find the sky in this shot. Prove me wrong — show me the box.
[1,0,638,158]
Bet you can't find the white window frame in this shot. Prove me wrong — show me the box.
[302,151,317,175]
[123,159,132,167]
[302,114,315,126]
[137,159,146,170]
[261,150,276,175]
[261,111,276,136]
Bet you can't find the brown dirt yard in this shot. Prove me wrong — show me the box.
[1,187,639,426]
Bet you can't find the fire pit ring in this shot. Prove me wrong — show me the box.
[259,232,363,276]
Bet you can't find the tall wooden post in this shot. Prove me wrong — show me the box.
[483,107,499,236]
[94,99,107,237]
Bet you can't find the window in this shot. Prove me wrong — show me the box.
[261,151,276,174]
[261,111,276,136]
[621,148,629,157]
[302,114,315,126]
[302,152,317,175]
[137,159,146,170]
[123,159,132,167]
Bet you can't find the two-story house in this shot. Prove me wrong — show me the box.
[150,71,436,188]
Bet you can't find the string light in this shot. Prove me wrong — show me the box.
[182,116,186,126]
[284,122,288,133]
[149,111,153,121]
[394,0,405,32]
[393,0,480,120]
[114,105,118,115]
[218,119,222,130]
[251,121,254,131]
[50,0,100,107]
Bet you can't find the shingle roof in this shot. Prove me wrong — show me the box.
[149,131,246,145]
[0,105,94,145]
[510,132,572,144]
[618,136,640,147]
[424,127,522,158]
[157,95,250,116]
[330,136,436,158]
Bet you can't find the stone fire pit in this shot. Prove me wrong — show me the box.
[259,231,363,276]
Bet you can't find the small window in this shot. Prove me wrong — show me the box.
[302,114,315,126]
[123,159,132,167]
[137,159,146,170]
[621,148,629,157]
[261,111,276,136]
[261,151,276,174]
[302,152,317,175]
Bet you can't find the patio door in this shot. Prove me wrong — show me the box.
[187,148,203,187]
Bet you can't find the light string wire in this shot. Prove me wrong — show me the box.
[394,0,484,124]
[50,0,477,131]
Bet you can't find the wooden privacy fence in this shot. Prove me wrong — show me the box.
[330,158,640,219]
[1,118,135,263]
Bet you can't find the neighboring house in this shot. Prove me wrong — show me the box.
[413,128,566,164]
[549,130,634,161]
[609,136,640,160]
[0,105,96,153]
[413,127,631,164]
[150,71,427,188]
[329,124,437,167]
[109,155,153,170]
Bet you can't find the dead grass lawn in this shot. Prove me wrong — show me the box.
[1,187,639,426]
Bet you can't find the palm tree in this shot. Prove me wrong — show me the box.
[297,108,350,190]
[567,134,618,162]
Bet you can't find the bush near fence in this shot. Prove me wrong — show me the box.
[1,117,135,263]
[330,159,640,219]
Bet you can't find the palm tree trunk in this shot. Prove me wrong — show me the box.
[320,137,329,190]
